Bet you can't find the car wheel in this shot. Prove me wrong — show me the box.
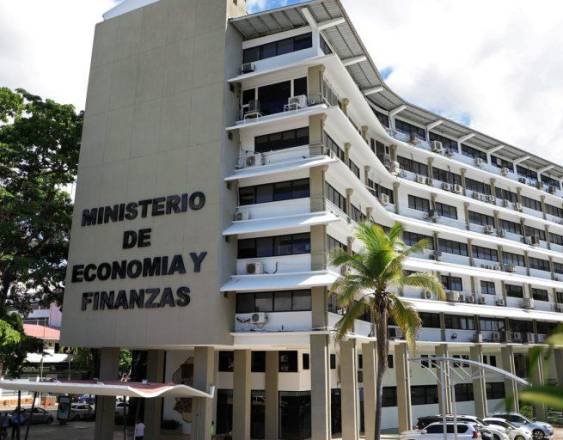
[514,436,525,440]
[532,430,545,440]
[494,435,500,440]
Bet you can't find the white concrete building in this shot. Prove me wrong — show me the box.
[58,0,563,439]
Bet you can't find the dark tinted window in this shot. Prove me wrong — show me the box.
[219,351,234,372]
[255,127,309,153]
[238,233,310,258]
[252,351,266,372]
[243,33,313,63]
[279,351,298,372]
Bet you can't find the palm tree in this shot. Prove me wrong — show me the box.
[330,222,446,440]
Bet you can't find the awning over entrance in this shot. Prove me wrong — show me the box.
[0,379,214,399]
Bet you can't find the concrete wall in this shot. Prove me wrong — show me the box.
[62,0,244,348]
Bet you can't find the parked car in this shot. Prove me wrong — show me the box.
[416,415,504,440]
[77,394,95,405]
[483,417,532,440]
[401,421,483,439]
[70,403,95,421]
[493,413,554,439]
[115,401,129,415]
[9,408,54,425]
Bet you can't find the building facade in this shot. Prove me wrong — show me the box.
[61,0,563,439]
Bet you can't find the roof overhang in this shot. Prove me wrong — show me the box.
[221,270,339,292]
[0,379,214,399]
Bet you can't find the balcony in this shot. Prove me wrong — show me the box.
[237,254,311,276]
[234,311,312,333]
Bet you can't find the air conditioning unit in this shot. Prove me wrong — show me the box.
[421,290,432,300]
[453,184,463,194]
[548,185,557,194]
[522,297,535,309]
[241,62,256,74]
[518,177,527,184]
[504,265,515,272]
[512,332,522,343]
[487,195,496,203]
[474,157,484,167]
[427,209,438,221]
[398,170,408,178]
[251,312,268,324]
[514,202,523,211]
[457,294,465,302]
[497,229,506,238]
[245,155,256,167]
[479,193,489,202]
[501,167,510,176]
[416,175,427,185]
[389,161,401,175]
[446,291,460,302]
[466,295,475,303]
[286,95,308,110]
[450,332,458,340]
[478,296,486,304]
[484,225,495,234]
[233,210,250,221]
[246,262,264,275]
[491,332,501,342]
[426,178,434,186]
[431,141,444,154]
[442,182,452,191]
[496,298,506,306]
[379,193,390,205]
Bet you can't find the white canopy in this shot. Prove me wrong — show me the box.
[223,211,340,236]
[0,379,214,399]
[221,270,339,292]
[26,352,71,364]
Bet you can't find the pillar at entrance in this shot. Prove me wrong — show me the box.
[435,344,452,415]
[94,348,120,440]
[362,342,377,440]
[340,339,359,440]
[311,334,331,440]
[470,345,488,418]
[500,345,519,412]
[145,350,165,440]
[529,349,546,420]
[193,347,215,440]
[395,343,412,432]
[265,351,279,440]
[233,350,251,440]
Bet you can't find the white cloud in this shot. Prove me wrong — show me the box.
[0,0,115,109]
[342,0,563,163]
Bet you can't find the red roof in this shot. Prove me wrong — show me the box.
[23,324,60,341]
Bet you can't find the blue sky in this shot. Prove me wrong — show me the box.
[247,0,308,14]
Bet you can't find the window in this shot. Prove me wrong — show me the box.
[395,119,425,139]
[382,387,397,407]
[433,167,461,186]
[403,231,434,249]
[348,159,360,178]
[279,351,298,372]
[525,226,546,241]
[351,205,366,223]
[529,257,550,272]
[239,179,309,205]
[325,183,347,213]
[445,314,475,330]
[505,284,524,298]
[546,204,563,218]
[555,263,563,275]
[435,202,457,219]
[502,252,525,267]
[472,245,498,261]
[522,196,542,212]
[461,144,487,160]
[397,156,428,176]
[491,155,513,170]
[455,383,474,402]
[236,290,312,313]
[327,236,348,254]
[481,281,496,295]
[429,132,457,153]
[479,318,505,332]
[465,177,491,195]
[438,239,468,256]
[500,219,521,235]
[468,211,495,226]
[427,425,469,434]
[243,33,313,63]
[441,275,463,291]
[556,291,563,304]
[320,35,332,54]
[516,165,538,182]
[302,353,310,370]
[408,195,430,212]
[367,180,394,203]
[324,132,345,161]
[496,188,518,203]
[387,355,394,369]
[411,385,439,405]
[487,382,506,400]
[550,233,563,246]
[420,312,441,328]
[330,354,336,369]
[254,127,309,153]
[510,319,533,333]
[252,351,266,372]
[484,355,497,367]
[237,233,310,258]
[541,174,560,189]
[219,351,234,372]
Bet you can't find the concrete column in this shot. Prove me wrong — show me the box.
[529,348,546,420]
[427,157,434,180]
[193,347,215,440]
[145,350,165,440]
[540,195,547,220]
[440,313,447,342]
[361,125,369,142]
[341,98,350,115]
[308,114,327,156]
[233,350,251,440]
[555,350,563,386]
[94,348,120,440]
[470,345,488,418]
[435,344,453,415]
[395,343,412,432]
[393,182,400,214]
[467,238,474,266]
[549,256,556,280]
[307,65,326,104]
[516,187,523,206]
[460,168,467,196]
[433,231,440,258]
[265,351,279,440]
[310,334,331,440]
[311,224,328,271]
[309,165,327,212]
[362,342,377,440]
[340,340,359,440]
[346,188,353,219]
[524,250,530,276]
[500,345,520,412]
[366,207,373,223]
[363,165,371,185]
[463,202,470,230]
[390,144,398,162]
[344,142,351,163]
[545,225,551,250]
[490,178,497,199]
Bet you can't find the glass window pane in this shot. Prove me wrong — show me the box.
[292,179,310,198]
[256,237,273,258]
[274,292,292,311]
[239,187,255,205]
[293,33,312,51]
[255,293,273,312]
[261,42,277,58]
[243,47,260,63]
[236,293,255,313]
[256,185,274,203]
[294,77,307,96]
[273,181,292,201]
[275,235,293,256]
[238,239,256,258]
[276,38,293,55]
[292,233,311,254]
[292,291,312,311]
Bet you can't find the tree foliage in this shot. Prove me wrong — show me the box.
[0,313,42,377]
[330,222,445,440]
[0,87,83,314]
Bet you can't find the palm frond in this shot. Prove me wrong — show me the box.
[330,275,366,307]
[397,272,446,300]
[334,300,366,341]
[388,294,421,352]
[387,222,404,243]
[403,238,433,256]
[520,386,563,410]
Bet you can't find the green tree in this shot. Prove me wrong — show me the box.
[0,314,42,377]
[330,222,445,440]
[0,87,83,314]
